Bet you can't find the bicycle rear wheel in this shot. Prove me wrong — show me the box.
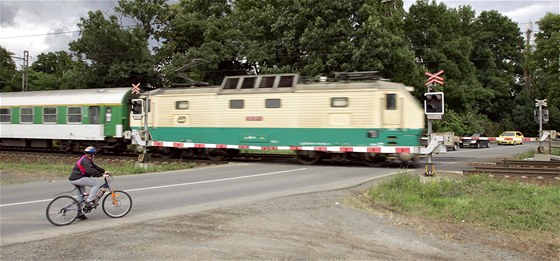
[102,190,132,218]
[46,195,80,226]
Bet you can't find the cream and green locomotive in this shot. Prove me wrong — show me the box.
[130,72,425,165]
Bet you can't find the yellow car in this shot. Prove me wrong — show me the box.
[497,131,524,145]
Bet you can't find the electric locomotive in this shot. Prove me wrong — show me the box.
[128,71,425,166]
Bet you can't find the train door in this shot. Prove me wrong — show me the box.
[103,106,120,137]
[382,93,401,126]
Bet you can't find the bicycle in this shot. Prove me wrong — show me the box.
[46,175,132,226]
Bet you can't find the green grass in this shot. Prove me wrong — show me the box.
[0,158,197,185]
[368,173,560,234]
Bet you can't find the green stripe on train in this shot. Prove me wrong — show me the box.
[141,127,423,147]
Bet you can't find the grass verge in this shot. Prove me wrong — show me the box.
[0,157,196,185]
[363,172,560,258]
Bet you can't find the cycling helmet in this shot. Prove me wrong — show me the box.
[84,146,97,154]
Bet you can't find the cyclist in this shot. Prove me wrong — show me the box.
[69,146,110,220]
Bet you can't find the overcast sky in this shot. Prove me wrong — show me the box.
[1,0,558,67]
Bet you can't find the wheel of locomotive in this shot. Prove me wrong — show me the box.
[158,147,175,159]
[399,157,418,168]
[295,151,322,165]
[362,156,387,167]
[206,149,229,161]
[226,149,240,159]
[180,148,196,158]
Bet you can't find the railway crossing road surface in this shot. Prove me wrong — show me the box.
[1,163,400,246]
[422,142,540,171]
[0,143,539,246]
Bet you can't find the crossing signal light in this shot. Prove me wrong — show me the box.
[424,92,444,115]
[534,108,550,124]
[131,99,144,120]
[543,109,549,123]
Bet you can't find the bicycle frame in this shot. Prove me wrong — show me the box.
[75,177,114,205]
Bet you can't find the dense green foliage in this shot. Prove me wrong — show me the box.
[369,173,560,235]
[1,0,558,136]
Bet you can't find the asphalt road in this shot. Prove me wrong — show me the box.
[424,142,539,171]
[0,142,538,246]
[0,162,401,246]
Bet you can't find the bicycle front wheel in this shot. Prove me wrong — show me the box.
[102,190,132,218]
[46,195,80,226]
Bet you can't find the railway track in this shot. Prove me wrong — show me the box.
[464,159,560,179]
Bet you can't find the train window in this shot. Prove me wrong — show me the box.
[89,106,100,124]
[331,97,348,107]
[229,99,244,109]
[278,76,294,88]
[386,94,396,110]
[241,77,256,89]
[224,78,239,89]
[176,101,189,110]
[265,99,281,108]
[20,107,33,123]
[43,107,57,123]
[0,108,11,123]
[259,76,275,88]
[68,106,82,123]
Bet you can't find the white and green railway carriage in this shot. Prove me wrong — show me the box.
[131,72,425,165]
[0,88,131,153]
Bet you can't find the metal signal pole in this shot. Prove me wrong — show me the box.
[424,70,445,176]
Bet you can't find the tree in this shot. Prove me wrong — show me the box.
[404,1,531,135]
[0,45,19,92]
[218,0,419,85]
[533,13,560,132]
[470,10,525,122]
[31,51,74,76]
[69,10,154,88]
[157,0,245,86]
[405,1,482,115]
[115,0,169,41]
[24,51,75,91]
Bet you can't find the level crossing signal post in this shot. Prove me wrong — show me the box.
[424,70,445,176]
[535,99,550,154]
[130,83,152,165]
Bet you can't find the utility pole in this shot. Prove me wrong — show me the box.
[524,22,533,92]
[23,50,29,91]
[11,50,29,91]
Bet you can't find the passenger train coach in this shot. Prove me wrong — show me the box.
[0,88,132,153]
[129,72,425,166]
